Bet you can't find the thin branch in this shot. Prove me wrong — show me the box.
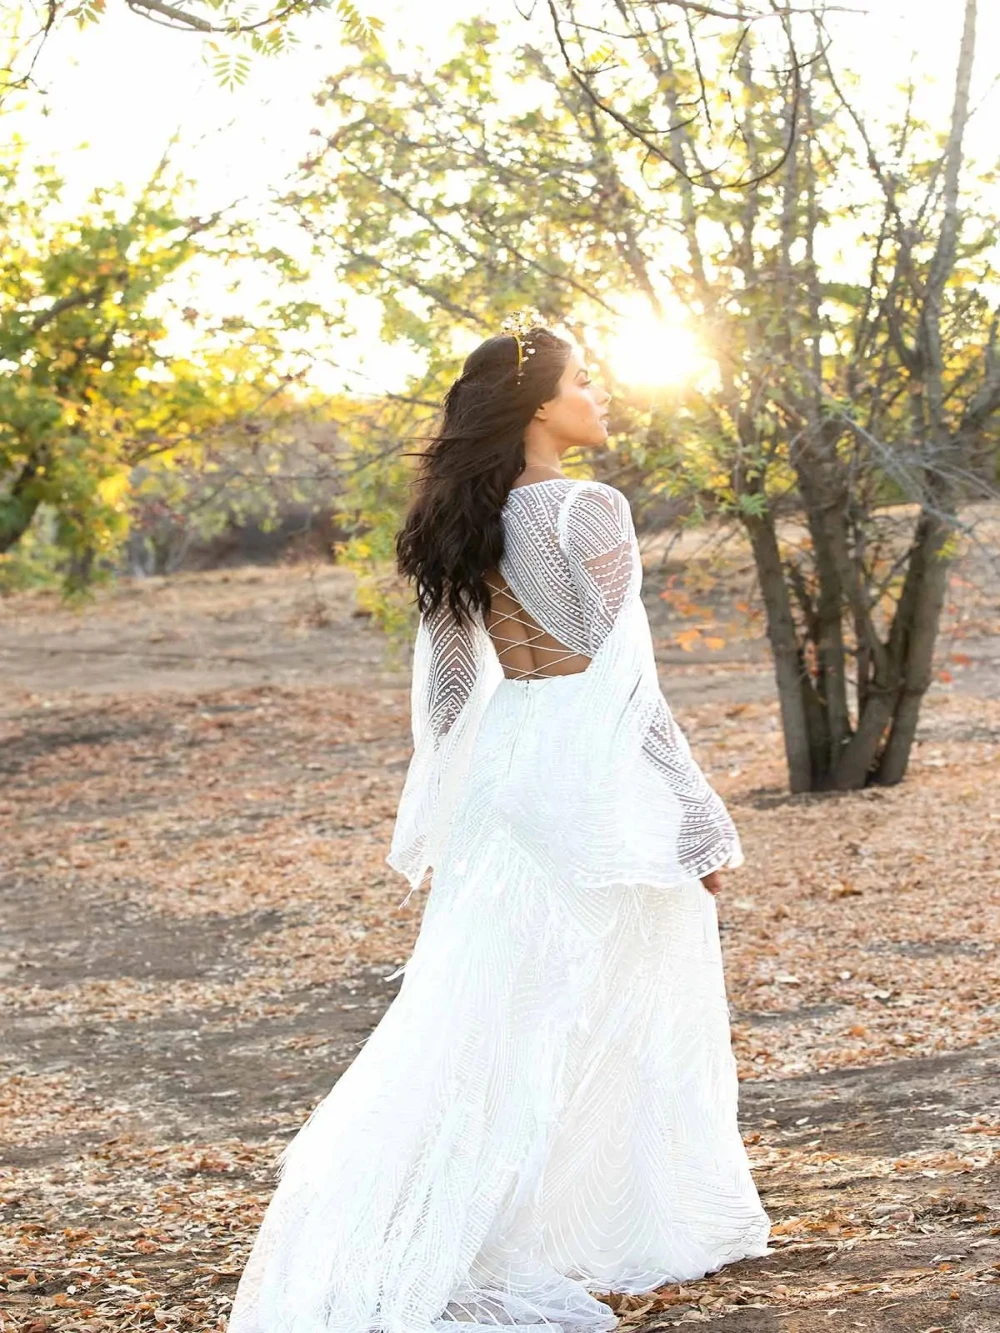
[123,0,318,36]
[28,282,113,334]
[544,0,807,190]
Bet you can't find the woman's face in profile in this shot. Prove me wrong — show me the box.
[537,348,612,446]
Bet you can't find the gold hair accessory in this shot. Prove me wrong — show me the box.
[499,309,538,382]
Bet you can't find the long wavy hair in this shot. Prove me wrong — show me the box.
[395,326,573,630]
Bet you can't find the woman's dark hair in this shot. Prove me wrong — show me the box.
[395,325,573,630]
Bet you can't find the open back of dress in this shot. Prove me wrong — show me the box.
[481,566,592,680]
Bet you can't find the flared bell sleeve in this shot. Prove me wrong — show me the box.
[559,482,744,882]
[386,595,503,902]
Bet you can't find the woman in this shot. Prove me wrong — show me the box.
[227,324,772,1333]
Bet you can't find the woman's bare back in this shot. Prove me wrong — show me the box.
[481,566,592,680]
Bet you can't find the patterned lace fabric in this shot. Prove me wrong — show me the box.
[225,479,771,1333]
[386,479,744,901]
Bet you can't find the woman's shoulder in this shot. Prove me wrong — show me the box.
[556,479,634,549]
[561,479,632,518]
[505,476,626,505]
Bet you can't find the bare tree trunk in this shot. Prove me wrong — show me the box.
[743,508,815,791]
[0,455,43,554]
[876,508,954,783]
[66,543,97,590]
[873,0,976,782]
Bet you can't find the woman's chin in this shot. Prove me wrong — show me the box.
[573,425,610,450]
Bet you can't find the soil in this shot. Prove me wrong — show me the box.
[2,513,999,1332]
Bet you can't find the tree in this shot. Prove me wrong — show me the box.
[284,2,999,792]
[0,142,317,590]
[541,0,812,189]
[559,0,998,791]
[1,0,382,102]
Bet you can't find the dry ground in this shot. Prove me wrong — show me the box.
[1,514,999,1333]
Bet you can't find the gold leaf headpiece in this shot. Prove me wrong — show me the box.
[499,309,538,382]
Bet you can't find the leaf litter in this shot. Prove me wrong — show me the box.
[1,557,999,1330]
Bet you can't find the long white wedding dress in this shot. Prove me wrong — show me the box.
[227,478,772,1333]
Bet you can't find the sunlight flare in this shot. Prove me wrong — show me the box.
[606,303,710,388]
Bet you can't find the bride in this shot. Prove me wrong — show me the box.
[227,321,772,1333]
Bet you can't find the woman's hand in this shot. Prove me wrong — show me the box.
[700,869,723,896]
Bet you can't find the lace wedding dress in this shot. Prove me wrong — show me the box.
[227,479,772,1333]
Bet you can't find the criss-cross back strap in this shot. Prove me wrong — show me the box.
[486,579,585,681]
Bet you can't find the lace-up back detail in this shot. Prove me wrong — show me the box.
[481,570,593,679]
[483,478,633,680]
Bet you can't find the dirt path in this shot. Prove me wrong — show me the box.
[2,532,999,1332]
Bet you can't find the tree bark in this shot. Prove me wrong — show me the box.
[0,456,43,555]
[743,509,814,792]
[876,508,953,784]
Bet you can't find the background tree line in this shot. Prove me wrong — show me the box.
[0,0,996,796]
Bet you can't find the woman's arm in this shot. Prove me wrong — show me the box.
[411,597,482,752]
[387,595,499,900]
[561,482,744,883]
